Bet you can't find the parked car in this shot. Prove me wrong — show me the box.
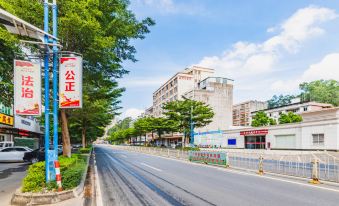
[0,141,14,149]
[0,146,32,162]
[23,147,63,163]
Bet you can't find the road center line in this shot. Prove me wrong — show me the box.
[140,163,163,172]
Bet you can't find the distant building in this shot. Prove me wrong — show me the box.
[194,107,339,150]
[184,77,234,131]
[152,66,214,117]
[145,66,234,147]
[251,101,333,123]
[233,100,268,126]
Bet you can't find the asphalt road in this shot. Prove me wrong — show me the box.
[0,162,29,206]
[95,145,339,206]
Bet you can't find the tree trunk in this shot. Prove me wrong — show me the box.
[61,109,71,157]
[82,127,86,149]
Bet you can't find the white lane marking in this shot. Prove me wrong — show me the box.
[121,154,128,158]
[94,156,103,206]
[140,162,163,172]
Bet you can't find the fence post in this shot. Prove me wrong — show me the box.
[309,158,320,184]
[258,155,264,175]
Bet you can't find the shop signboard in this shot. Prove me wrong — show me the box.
[0,113,14,126]
[14,60,41,116]
[59,57,83,108]
[240,129,268,136]
[189,151,228,166]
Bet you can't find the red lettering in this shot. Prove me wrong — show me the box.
[21,75,34,86]
[21,88,33,98]
[65,70,75,80]
[65,82,75,91]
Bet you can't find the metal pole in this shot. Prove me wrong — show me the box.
[190,105,194,145]
[44,0,50,182]
[52,0,58,158]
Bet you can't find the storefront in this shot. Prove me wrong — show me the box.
[196,107,339,151]
[0,113,14,142]
[240,129,268,149]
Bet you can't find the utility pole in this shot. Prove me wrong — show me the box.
[43,0,51,182]
[52,0,59,157]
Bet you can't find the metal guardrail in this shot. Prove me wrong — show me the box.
[111,145,339,183]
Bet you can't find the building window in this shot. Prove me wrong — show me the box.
[312,134,324,146]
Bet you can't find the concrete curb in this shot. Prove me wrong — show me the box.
[11,149,92,206]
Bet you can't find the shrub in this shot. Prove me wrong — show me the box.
[22,162,45,192]
[182,147,200,151]
[79,147,91,154]
[22,154,87,192]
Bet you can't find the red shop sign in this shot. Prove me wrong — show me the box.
[240,129,268,136]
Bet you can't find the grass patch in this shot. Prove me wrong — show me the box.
[22,154,87,193]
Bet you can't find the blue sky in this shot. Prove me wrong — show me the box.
[119,0,339,118]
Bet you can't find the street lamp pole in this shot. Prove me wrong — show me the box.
[190,105,194,145]
[52,0,59,157]
[43,0,50,182]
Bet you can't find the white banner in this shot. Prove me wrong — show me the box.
[14,60,41,116]
[59,57,83,108]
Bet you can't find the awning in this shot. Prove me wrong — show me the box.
[0,8,58,42]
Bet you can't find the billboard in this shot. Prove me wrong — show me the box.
[59,57,83,108]
[14,60,41,116]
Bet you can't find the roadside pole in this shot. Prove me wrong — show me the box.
[52,0,59,158]
[43,0,51,182]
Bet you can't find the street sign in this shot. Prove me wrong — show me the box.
[14,60,41,116]
[47,150,57,181]
[59,57,83,108]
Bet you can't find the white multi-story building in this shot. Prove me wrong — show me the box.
[233,100,268,126]
[146,66,234,147]
[251,101,333,123]
[152,66,214,117]
[184,77,234,131]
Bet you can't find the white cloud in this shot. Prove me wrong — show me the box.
[197,6,338,79]
[271,53,339,92]
[123,108,144,119]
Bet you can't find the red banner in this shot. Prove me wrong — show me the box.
[240,129,268,136]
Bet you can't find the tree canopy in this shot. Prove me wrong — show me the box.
[267,95,295,109]
[299,79,338,106]
[251,111,277,127]
[163,99,214,145]
[278,112,302,124]
[0,0,154,153]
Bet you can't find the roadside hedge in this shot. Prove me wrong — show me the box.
[182,147,200,151]
[22,154,87,192]
[79,147,92,154]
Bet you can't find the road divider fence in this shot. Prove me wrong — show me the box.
[109,145,339,183]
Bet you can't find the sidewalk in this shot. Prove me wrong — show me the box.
[49,195,84,206]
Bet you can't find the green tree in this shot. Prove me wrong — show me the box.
[267,94,295,109]
[278,112,303,124]
[299,79,339,106]
[251,111,277,127]
[0,0,154,155]
[108,117,133,135]
[163,99,214,146]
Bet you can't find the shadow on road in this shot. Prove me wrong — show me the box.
[0,163,29,180]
